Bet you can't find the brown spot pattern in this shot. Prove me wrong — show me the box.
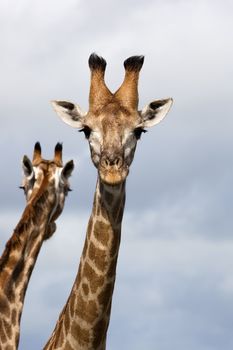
[83,262,104,294]
[71,321,90,345]
[63,341,73,350]
[55,326,64,348]
[98,282,114,307]
[109,233,121,258]
[64,312,70,334]
[88,242,107,272]
[3,319,12,339]
[5,345,14,350]
[0,295,10,318]
[11,309,17,326]
[87,217,93,236]
[75,295,98,324]
[107,259,118,280]
[93,220,110,246]
[0,322,7,343]
[69,295,75,318]
[82,238,88,258]
[92,318,107,349]
[82,283,89,296]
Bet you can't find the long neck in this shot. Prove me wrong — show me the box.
[0,185,56,349]
[44,178,125,350]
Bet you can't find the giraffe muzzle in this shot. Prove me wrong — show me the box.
[100,154,123,170]
[99,154,128,185]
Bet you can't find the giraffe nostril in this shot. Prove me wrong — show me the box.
[103,158,110,167]
[101,155,123,169]
[100,156,109,168]
[114,157,122,167]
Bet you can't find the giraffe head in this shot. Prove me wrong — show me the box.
[52,54,172,185]
[21,142,74,238]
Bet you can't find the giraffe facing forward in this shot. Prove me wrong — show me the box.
[44,54,172,349]
[0,142,74,349]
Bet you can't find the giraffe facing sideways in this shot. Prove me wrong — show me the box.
[44,53,173,350]
[0,142,74,349]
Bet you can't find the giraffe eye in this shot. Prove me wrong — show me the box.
[134,127,147,140]
[19,185,26,192]
[79,126,92,139]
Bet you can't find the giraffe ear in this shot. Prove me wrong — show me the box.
[51,100,86,129]
[22,156,34,178]
[61,160,74,180]
[139,98,173,128]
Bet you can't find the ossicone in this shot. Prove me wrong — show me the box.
[33,141,42,164]
[123,55,144,72]
[54,142,63,166]
[88,53,107,72]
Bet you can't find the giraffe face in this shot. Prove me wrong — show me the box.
[52,97,172,185]
[21,158,72,201]
[21,143,74,237]
[51,54,173,185]
[80,105,142,185]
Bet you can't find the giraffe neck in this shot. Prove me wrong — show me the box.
[0,183,57,349]
[44,177,126,350]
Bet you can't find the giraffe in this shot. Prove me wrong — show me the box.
[44,54,172,349]
[0,142,74,349]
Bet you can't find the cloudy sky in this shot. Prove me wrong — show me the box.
[0,0,233,349]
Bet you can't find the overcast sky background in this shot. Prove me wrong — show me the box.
[0,0,233,349]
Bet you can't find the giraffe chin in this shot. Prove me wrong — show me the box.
[99,168,128,186]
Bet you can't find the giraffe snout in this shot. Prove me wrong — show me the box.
[100,153,123,170]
